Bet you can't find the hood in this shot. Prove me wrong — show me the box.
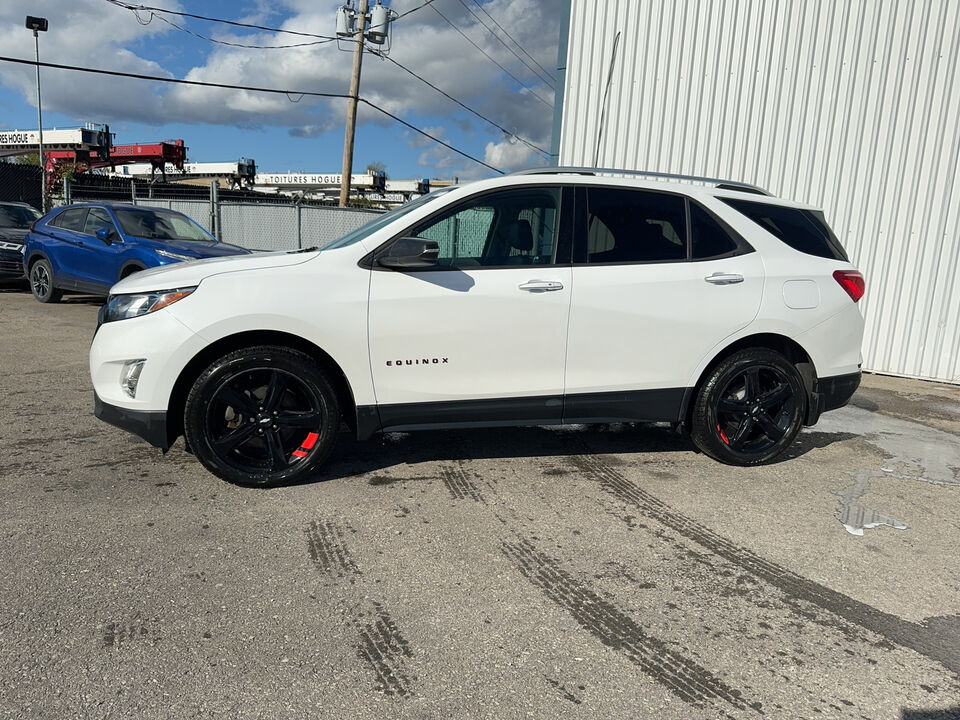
[0,228,28,243]
[111,248,320,294]
[132,237,249,258]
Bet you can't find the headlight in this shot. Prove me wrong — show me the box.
[156,249,194,262]
[101,288,196,323]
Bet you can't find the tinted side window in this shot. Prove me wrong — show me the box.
[584,188,686,263]
[691,203,739,259]
[408,187,561,267]
[83,208,117,236]
[721,198,847,260]
[55,208,88,232]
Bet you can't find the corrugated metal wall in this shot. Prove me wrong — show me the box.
[558,0,960,384]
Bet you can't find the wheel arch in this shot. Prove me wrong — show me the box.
[166,330,358,449]
[118,261,146,280]
[682,333,819,429]
[25,250,51,274]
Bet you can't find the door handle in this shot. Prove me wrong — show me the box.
[704,272,743,285]
[518,280,564,292]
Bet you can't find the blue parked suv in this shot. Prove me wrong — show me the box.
[24,203,250,303]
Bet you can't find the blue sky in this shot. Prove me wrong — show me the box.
[1,0,564,180]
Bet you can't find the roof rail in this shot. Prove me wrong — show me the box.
[508,166,769,195]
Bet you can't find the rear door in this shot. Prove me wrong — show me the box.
[367,186,573,429]
[562,186,764,422]
[43,207,89,283]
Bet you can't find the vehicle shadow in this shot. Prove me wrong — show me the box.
[60,294,107,306]
[283,421,860,488]
[0,279,28,293]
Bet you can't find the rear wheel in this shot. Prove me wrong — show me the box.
[690,349,806,466]
[184,346,340,487]
[29,259,62,303]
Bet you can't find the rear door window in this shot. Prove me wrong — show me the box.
[54,208,88,232]
[582,187,686,263]
[721,198,848,261]
[690,203,741,259]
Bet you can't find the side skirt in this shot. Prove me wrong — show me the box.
[355,388,688,440]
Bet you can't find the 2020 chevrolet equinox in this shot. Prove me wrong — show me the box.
[90,168,865,487]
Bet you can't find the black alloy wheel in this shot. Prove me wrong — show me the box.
[29,258,62,303]
[691,348,806,465]
[184,346,339,486]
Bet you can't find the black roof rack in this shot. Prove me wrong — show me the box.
[509,166,769,196]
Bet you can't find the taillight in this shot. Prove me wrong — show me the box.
[833,270,865,302]
[28,222,35,232]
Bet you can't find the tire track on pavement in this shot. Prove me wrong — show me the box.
[305,519,416,697]
[435,458,764,715]
[501,536,763,715]
[306,520,360,578]
[570,452,960,676]
[355,602,416,697]
[440,462,486,503]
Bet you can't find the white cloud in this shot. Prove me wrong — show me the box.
[0,0,565,176]
[484,137,540,172]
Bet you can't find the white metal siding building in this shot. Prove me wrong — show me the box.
[553,0,960,384]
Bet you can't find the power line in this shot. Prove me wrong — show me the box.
[103,0,335,40]
[427,3,553,108]
[359,99,501,173]
[150,12,334,49]
[106,0,334,49]
[394,0,439,20]
[452,0,554,88]
[0,55,502,174]
[372,50,548,157]
[468,0,556,82]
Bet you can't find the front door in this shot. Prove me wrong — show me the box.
[368,186,572,429]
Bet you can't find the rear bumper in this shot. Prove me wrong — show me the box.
[94,392,170,451]
[806,371,861,425]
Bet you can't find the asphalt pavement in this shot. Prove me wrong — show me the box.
[1,285,958,719]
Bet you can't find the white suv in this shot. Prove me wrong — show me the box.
[90,168,865,486]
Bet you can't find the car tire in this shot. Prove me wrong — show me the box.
[29,258,62,304]
[184,346,340,487]
[690,348,807,466]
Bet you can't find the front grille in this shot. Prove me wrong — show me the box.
[0,250,23,275]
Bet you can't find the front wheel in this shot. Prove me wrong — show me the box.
[29,259,63,303]
[690,349,807,466]
[184,346,340,487]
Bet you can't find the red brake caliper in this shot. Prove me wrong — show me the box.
[717,423,730,445]
[291,432,320,459]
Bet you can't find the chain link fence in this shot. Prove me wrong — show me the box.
[58,175,382,251]
[0,163,43,210]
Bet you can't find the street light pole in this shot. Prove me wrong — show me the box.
[25,16,48,213]
[339,0,368,208]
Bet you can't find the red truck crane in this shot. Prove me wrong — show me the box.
[45,139,188,188]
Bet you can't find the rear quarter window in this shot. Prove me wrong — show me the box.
[721,198,848,261]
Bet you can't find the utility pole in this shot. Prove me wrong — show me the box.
[339,0,369,207]
[25,16,48,213]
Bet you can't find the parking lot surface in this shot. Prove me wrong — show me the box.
[1,286,959,719]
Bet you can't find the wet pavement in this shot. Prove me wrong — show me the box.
[1,288,959,719]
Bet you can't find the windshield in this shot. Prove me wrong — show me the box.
[0,205,41,229]
[324,188,457,250]
[113,208,215,242]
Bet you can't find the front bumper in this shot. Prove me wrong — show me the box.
[94,391,170,451]
[0,247,24,278]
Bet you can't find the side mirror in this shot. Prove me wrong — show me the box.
[377,237,439,269]
[95,227,116,245]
